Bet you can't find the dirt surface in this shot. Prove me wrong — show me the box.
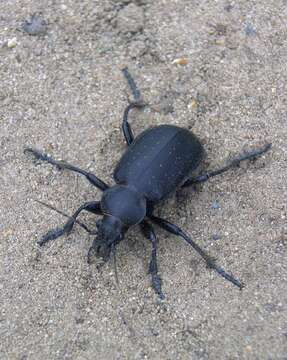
[1,1,286,359]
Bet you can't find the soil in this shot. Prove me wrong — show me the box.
[1,1,286,359]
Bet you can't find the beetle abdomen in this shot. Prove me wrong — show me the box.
[114,125,204,202]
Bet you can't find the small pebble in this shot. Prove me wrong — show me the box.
[245,345,252,352]
[172,58,189,65]
[7,37,17,48]
[190,98,198,109]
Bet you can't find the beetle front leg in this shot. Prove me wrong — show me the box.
[35,199,95,234]
[140,220,165,299]
[39,201,102,246]
[149,215,243,289]
[182,143,271,187]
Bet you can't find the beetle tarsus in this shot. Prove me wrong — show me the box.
[122,67,142,101]
[38,227,65,246]
[87,245,96,264]
[38,218,74,246]
[37,202,102,247]
[24,147,53,163]
[33,199,95,234]
[206,259,244,289]
[152,274,165,300]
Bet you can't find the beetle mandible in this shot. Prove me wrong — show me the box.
[25,68,271,299]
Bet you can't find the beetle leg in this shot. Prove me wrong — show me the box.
[34,199,95,234]
[182,143,272,187]
[122,102,146,145]
[121,67,146,146]
[24,148,109,191]
[38,201,102,246]
[122,67,142,101]
[149,215,244,289]
[140,220,165,299]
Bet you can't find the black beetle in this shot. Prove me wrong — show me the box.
[25,68,271,299]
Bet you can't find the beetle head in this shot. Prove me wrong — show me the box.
[88,215,125,263]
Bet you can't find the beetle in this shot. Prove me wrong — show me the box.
[25,68,271,299]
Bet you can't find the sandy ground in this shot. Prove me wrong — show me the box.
[1,1,286,359]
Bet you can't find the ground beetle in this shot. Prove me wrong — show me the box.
[25,68,271,299]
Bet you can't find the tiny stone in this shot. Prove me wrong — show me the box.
[172,58,189,65]
[190,98,198,109]
[7,37,17,48]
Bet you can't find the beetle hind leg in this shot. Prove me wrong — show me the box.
[122,67,142,101]
[122,102,145,145]
[182,143,272,187]
[121,67,146,146]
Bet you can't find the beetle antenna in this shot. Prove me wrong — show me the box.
[33,198,95,234]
